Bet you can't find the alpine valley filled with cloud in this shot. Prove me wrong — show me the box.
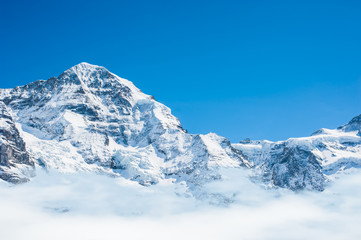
[0,63,360,239]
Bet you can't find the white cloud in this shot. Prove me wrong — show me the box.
[0,169,361,240]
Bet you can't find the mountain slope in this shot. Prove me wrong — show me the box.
[0,62,359,193]
[233,117,361,191]
[0,63,250,188]
[0,102,34,183]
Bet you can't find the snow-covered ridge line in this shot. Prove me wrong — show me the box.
[0,63,248,194]
[0,62,360,193]
[233,116,361,191]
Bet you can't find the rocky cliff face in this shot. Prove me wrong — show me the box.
[0,102,34,183]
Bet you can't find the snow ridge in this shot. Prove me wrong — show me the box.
[0,62,360,193]
[0,63,249,192]
[233,125,361,191]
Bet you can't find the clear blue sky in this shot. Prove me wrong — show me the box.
[1,0,361,142]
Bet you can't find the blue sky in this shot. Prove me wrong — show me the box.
[1,0,361,142]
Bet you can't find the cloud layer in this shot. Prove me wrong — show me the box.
[0,169,360,240]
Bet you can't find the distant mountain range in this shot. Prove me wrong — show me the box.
[1,63,360,193]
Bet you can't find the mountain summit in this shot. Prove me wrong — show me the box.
[0,63,249,191]
[0,63,360,194]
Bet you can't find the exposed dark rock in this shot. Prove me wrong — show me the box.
[0,102,34,183]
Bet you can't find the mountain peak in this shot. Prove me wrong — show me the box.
[342,114,361,133]
[70,62,103,70]
[58,62,140,95]
[64,62,108,77]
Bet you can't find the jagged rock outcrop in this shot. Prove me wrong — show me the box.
[0,102,34,183]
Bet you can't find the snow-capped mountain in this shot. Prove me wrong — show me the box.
[233,115,361,191]
[0,63,249,189]
[0,62,360,192]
